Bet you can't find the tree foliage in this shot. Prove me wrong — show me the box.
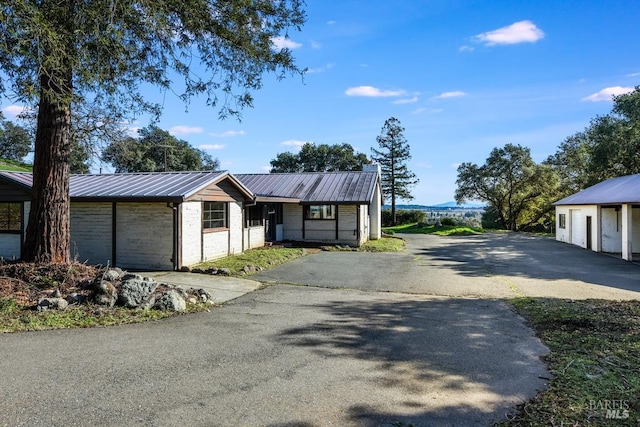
[0,0,305,262]
[102,126,219,173]
[456,144,558,231]
[270,142,368,173]
[371,117,418,225]
[0,113,31,161]
[548,86,640,194]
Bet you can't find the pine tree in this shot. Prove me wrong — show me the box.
[371,117,419,225]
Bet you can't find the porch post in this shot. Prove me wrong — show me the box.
[621,204,633,261]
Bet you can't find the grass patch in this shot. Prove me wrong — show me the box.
[0,301,211,333]
[358,236,405,252]
[193,247,308,276]
[0,159,32,172]
[502,298,640,426]
[382,222,483,236]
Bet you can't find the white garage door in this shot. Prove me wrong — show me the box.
[571,210,582,246]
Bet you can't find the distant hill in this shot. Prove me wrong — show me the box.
[386,202,485,210]
[0,159,32,172]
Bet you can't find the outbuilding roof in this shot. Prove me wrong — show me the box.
[0,171,254,202]
[235,171,379,204]
[554,174,640,205]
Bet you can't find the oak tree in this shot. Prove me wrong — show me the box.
[270,142,368,172]
[0,0,305,262]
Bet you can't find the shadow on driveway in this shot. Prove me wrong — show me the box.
[272,289,549,426]
[411,233,640,294]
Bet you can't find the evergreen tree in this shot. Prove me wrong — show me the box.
[371,117,419,225]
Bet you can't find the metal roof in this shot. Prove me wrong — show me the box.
[0,171,254,201]
[554,174,640,205]
[235,171,379,204]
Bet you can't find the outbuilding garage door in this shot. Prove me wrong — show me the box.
[571,210,582,246]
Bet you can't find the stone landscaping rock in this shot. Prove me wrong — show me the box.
[65,292,84,305]
[94,280,117,307]
[102,268,123,282]
[153,290,186,311]
[37,297,69,311]
[121,273,143,282]
[217,268,231,276]
[118,279,158,308]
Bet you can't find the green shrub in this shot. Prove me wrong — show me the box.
[382,209,426,226]
[440,217,456,226]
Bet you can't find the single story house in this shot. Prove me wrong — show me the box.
[554,174,640,261]
[0,166,381,270]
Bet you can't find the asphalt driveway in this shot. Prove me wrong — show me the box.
[254,233,640,300]
[2,233,638,426]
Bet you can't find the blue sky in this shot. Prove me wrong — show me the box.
[3,0,640,204]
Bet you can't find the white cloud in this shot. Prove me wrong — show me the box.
[209,130,246,138]
[435,91,467,99]
[260,165,271,172]
[2,105,30,118]
[626,72,640,77]
[393,96,419,104]
[271,36,302,50]
[169,125,203,136]
[452,163,462,169]
[199,144,225,150]
[412,108,427,115]
[307,63,335,74]
[581,86,634,102]
[416,162,433,169]
[280,140,306,151]
[345,86,405,97]
[459,45,474,52]
[310,40,322,49]
[473,20,544,46]
[326,20,337,25]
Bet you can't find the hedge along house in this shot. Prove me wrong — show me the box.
[554,174,640,261]
[0,171,260,270]
[235,165,382,247]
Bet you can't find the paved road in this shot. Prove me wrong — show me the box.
[255,233,640,300]
[2,233,637,426]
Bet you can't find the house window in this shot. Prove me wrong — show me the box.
[0,202,21,233]
[246,205,263,227]
[203,202,227,229]
[558,213,566,229]
[305,205,336,220]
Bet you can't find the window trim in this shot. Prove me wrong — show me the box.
[304,204,336,220]
[0,202,22,234]
[203,201,228,230]
[558,213,566,229]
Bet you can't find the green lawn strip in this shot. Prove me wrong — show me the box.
[193,247,308,276]
[0,159,32,172]
[0,299,211,333]
[502,298,640,426]
[358,236,405,252]
[383,222,483,236]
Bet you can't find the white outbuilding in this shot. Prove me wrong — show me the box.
[554,174,640,261]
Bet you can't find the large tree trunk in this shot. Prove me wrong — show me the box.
[22,74,72,263]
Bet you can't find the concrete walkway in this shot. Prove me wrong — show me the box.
[140,271,262,304]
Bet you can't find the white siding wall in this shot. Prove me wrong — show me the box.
[601,208,622,253]
[305,220,336,242]
[555,205,598,250]
[116,203,174,270]
[244,226,265,250]
[180,201,202,266]
[229,201,243,255]
[0,234,21,260]
[70,202,112,265]
[202,230,229,261]
[555,207,570,243]
[360,204,370,246]
[337,205,358,246]
[283,204,303,241]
